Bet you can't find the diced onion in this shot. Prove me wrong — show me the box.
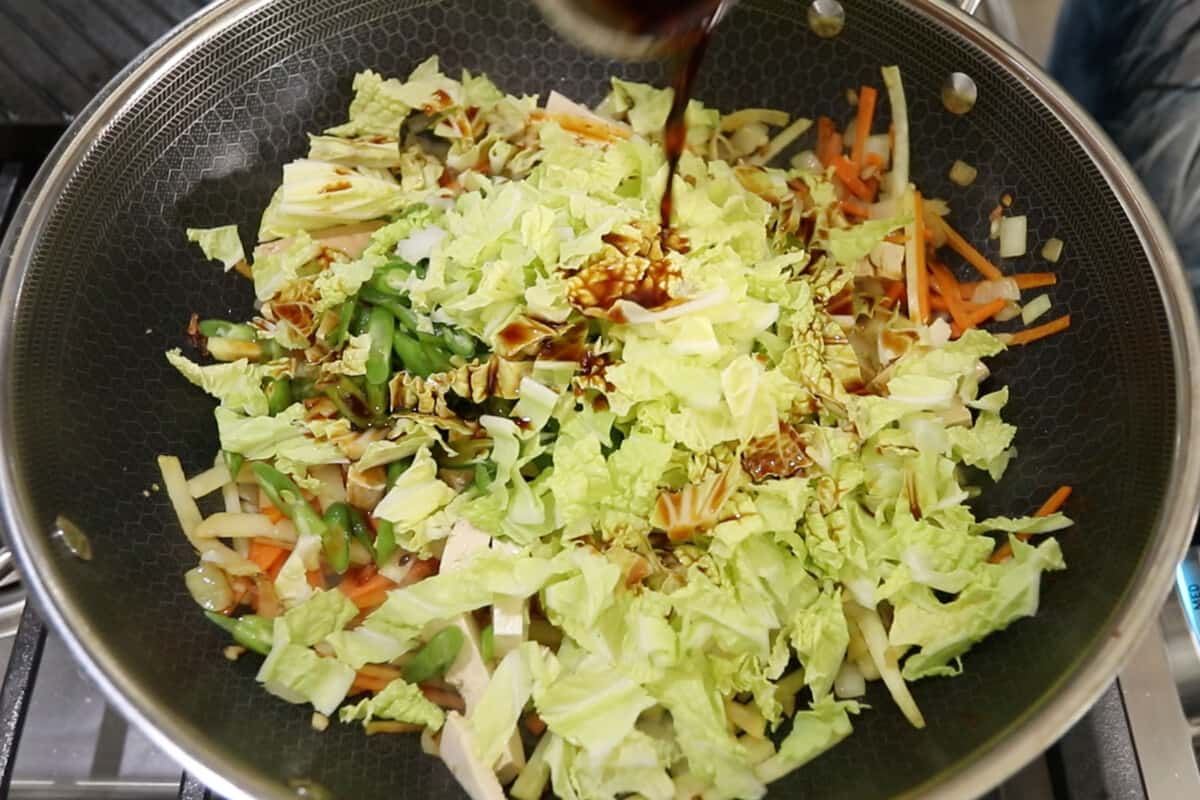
[311,712,330,732]
[1041,237,1064,263]
[995,301,1023,323]
[790,149,822,174]
[971,278,1020,304]
[1021,294,1053,325]
[998,215,1028,258]
[834,661,866,699]
[185,563,233,611]
[948,160,978,187]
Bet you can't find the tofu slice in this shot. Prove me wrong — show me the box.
[490,540,529,659]
[439,712,505,800]
[439,522,526,783]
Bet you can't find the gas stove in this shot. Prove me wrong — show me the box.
[0,1,1198,798]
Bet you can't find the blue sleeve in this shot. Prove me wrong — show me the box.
[1050,0,1200,297]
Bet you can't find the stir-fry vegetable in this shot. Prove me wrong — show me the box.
[164,57,1075,800]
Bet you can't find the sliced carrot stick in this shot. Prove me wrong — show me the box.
[937,217,1005,281]
[1003,314,1071,346]
[929,262,972,332]
[248,540,288,572]
[960,272,1058,300]
[840,199,872,219]
[816,116,836,166]
[951,297,1007,336]
[420,685,467,712]
[851,85,879,167]
[832,156,874,201]
[880,280,906,310]
[990,485,1073,563]
[865,152,885,169]
[358,663,403,681]
[306,570,326,589]
[929,294,951,312]
[351,673,391,695]
[340,573,397,608]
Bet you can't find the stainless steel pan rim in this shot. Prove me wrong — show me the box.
[1,1,1198,798]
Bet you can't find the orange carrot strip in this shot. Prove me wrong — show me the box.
[929,262,972,332]
[851,85,879,167]
[816,116,836,166]
[340,573,397,607]
[358,664,403,681]
[420,685,467,712]
[990,486,1073,563]
[840,199,872,219]
[248,540,288,572]
[951,297,1007,336]
[880,280,906,310]
[929,294,950,312]
[832,156,874,201]
[1004,314,1071,346]
[305,570,326,589]
[937,217,1004,281]
[351,673,392,694]
[865,152,885,169]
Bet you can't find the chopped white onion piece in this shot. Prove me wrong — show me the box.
[881,65,909,199]
[834,661,866,699]
[998,215,1028,258]
[396,225,446,266]
[790,149,822,174]
[1021,294,1053,325]
[971,278,1021,304]
[994,301,1023,322]
[948,160,978,187]
[195,512,277,539]
[1041,237,1064,263]
[185,563,233,611]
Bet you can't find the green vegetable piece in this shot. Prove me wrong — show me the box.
[374,519,397,567]
[392,332,436,378]
[266,377,292,416]
[250,463,327,539]
[198,319,256,341]
[323,386,371,430]
[204,611,273,656]
[440,327,477,359]
[474,462,495,491]
[402,626,465,684]
[368,263,415,296]
[366,380,388,420]
[350,303,372,336]
[481,624,495,662]
[365,307,395,385]
[359,286,420,331]
[291,377,318,400]
[347,506,376,562]
[321,503,353,574]
[222,450,244,480]
[324,299,356,348]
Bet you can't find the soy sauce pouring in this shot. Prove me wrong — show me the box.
[532,0,738,239]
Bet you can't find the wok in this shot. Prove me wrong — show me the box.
[1,0,1198,798]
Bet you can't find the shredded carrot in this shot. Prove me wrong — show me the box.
[305,569,326,589]
[865,152,885,169]
[912,191,930,323]
[960,272,1058,300]
[880,280,906,310]
[351,673,391,695]
[851,85,879,167]
[929,294,950,312]
[248,540,288,573]
[524,712,547,736]
[358,663,402,681]
[340,572,397,608]
[928,262,973,332]
[1003,314,1071,346]
[840,199,872,219]
[816,117,837,166]
[832,156,873,201]
[990,486,1073,563]
[937,217,1005,281]
[421,685,467,712]
[951,297,1007,336]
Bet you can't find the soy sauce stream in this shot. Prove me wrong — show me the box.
[659,20,716,239]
